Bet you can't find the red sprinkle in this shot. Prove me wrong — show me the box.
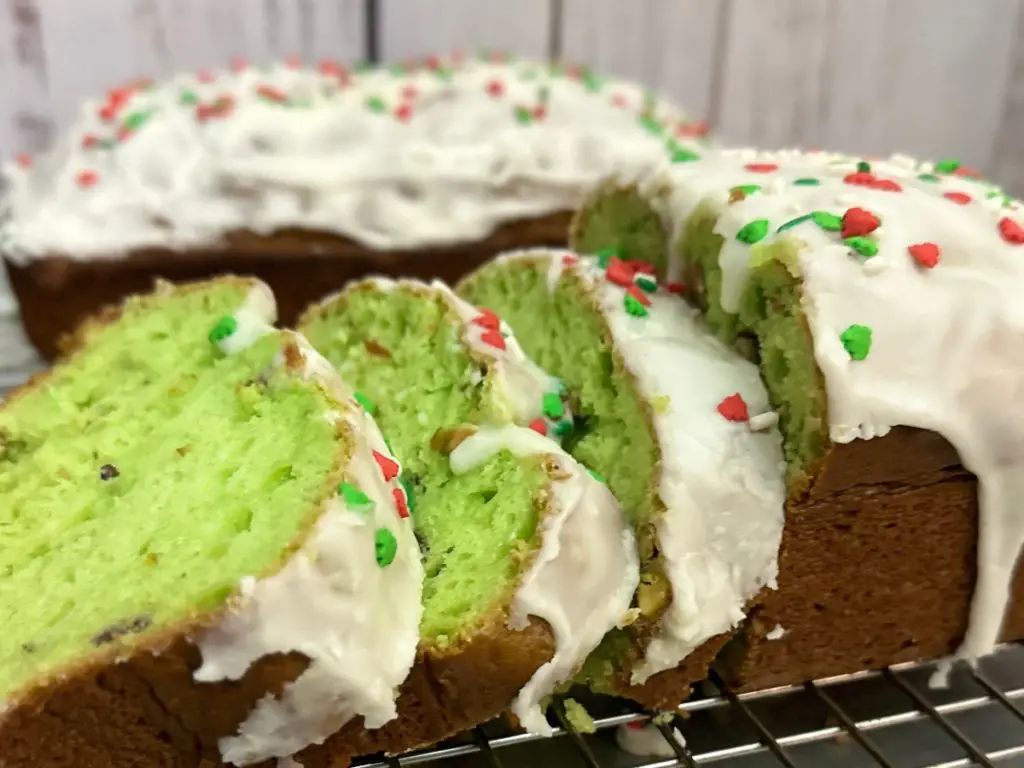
[99,104,118,122]
[256,84,288,102]
[471,309,501,330]
[285,56,301,68]
[532,105,547,120]
[319,60,350,84]
[843,171,877,187]
[76,170,98,188]
[841,207,881,239]
[196,70,214,83]
[400,84,417,101]
[625,284,651,308]
[625,721,646,731]
[611,93,628,109]
[424,55,442,70]
[116,126,134,142]
[717,393,750,422]
[392,488,410,519]
[744,163,779,173]
[665,281,685,295]
[626,259,656,275]
[394,104,413,123]
[15,153,32,169]
[954,166,982,179]
[944,191,972,205]
[479,328,506,350]
[605,257,636,287]
[676,120,711,138]
[528,418,548,436]
[908,242,940,269]
[563,253,580,267]
[871,178,903,192]
[999,217,1024,244]
[373,451,400,482]
[82,134,99,149]
[486,79,505,98]
[231,56,248,72]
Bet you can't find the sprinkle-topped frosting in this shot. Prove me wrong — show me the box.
[193,286,422,766]
[493,248,787,685]
[1,52,706,262]
[449,425,639,736]
[599,147,1024,664]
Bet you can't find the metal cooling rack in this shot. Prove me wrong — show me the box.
[2,307,1024,767]
[353,645,1024,768]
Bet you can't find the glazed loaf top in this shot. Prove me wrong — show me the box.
[0,52,707,263]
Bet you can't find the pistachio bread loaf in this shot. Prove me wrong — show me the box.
[458,248,786,709]
[571,149,1024,689]
[0,277,421,767]
[1,51,709,360]
[297,278,638,747]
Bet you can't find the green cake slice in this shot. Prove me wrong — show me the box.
[0,277,422,768]
[458,248,786,710]
[298,278,639,742]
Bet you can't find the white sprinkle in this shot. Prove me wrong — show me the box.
[863,257,887,275]
[766,624,787,640]
[748,411,779,431]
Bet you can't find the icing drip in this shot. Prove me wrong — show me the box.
[213,281,278,354]
[196,311,422,765]
[449,425,639,736]
[432,280,570,431]
[496,249,786,685]
[1,55,704,262]
[622,147,1024,663]
[615,721,687,758]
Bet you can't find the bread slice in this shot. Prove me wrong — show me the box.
[297,278,639,745]
[0,276,422,767]
[569,148,1024,687]
[458,248,786,709]
[2,52,709,361]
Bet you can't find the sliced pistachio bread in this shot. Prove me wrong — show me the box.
[298,279,638,741]
[0,277,422,767]
[458,248,786,709]
[571,148,1024,668]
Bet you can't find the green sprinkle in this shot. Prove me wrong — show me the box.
[556,379,569,397]
[514,105,533,125]
[731,184,761,196]
[353,391,376,415]
[840,324,872,361]
[365,96,386,113]
[845,236,879,258]
[595,246,621,268]
[917,173,939,183]
[624,294,649,318]
[374,528,398,567]
[179,90,199,105]
[635,274,658,293]
[339,482,374,513]
[736,219,770,244]
[777,213,815,233]
[399,475,416,515]
[856,160,871,173]
[793,177,820,186]
[587,467,605,484]
[122,111,151,131]
[388,63,405,76]
[553,420,573,438]
[542,392,564,420]
[669,144,700,163]
[811,211,842,232]
[208,316,237,344]
[934,159,961,174]
[354,60,373,73]
[640,114,662,136]
[582,72,602,92]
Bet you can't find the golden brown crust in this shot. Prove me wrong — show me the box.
[0,278,359,767]
[5,213,573,361]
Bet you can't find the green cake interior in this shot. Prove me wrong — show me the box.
[299,286,550,645]
[572,187,828,491]
[0,282,339,702]
[457,263,665,689]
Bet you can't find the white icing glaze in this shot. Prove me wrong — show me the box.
[431,280,569,428]
[450,425,639,736]
[1,54,704,262]
[195,302,422,766]
[603,148,1024,663]
[492,248,786,685]
[215,280,277,354]
[615,721,686,758]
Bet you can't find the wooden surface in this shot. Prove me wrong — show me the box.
[2,0,1024,382]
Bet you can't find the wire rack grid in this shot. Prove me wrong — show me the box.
[355,643,1024,768]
